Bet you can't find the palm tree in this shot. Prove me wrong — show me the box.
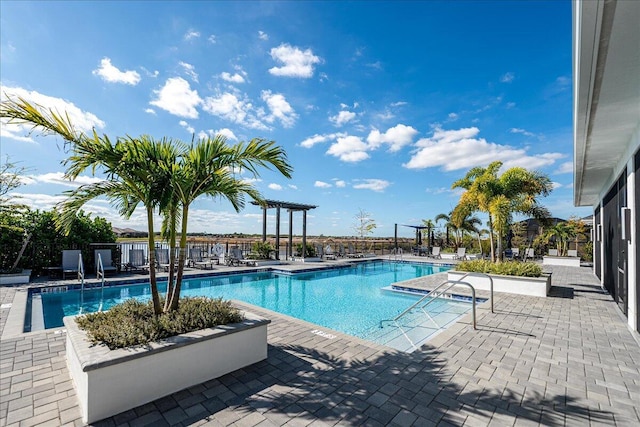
[165,136,293,311]
[421,219,435,253]
[1,97,293,314]
[452,161,552,261]
[434,212,460,249]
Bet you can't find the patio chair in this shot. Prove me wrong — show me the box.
[61,249,82,279]
[155,248,172,271]
[429,246,442,259]
[454,247,467,260]
[346,243,363,258]
[336,244,346,257]
[94,249,118,277]
[227,247,255,267]
[189,247,216,270]
[323,245,337,260]
[125,249,149,273]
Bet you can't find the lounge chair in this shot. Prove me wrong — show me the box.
[454,247,467,260]
[61,249,82,279]
[511,248,520,260]
[155,248,172,272]
[346,243,363,258]
[567,249,578,257]
[94,249,118,277]
[189,247,216,269]
[336,244,346,257]
[314,243,324,259]
[323,245,337,260]
[524,248,535,260]
[429,246,441,259]
[125,249,149,273]
[227,247,255,267]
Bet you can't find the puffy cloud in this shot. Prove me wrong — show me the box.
[258,31,268,41]
[334,180,346,188]
[510,127,535,137]
[353,179,390,192]
[1,85,105,143]
[447,112,459,122]
[92,57,141,85]
[179,120,195,134]
[184,29,200,41]
[300,133,346,148]
[144,108,156,115]
[556,161,573,174]
[202,91,269,129]
[327,135,369,162]
[261,90,297,127]
[220,72,245,83]
[179,61,198,83]
[314,181,332,188]
[551,182,563,189]
[404,127,564,171]
[27,172,104,188]
[269,43,321,78]
[500,72,515,83]
[268,183,283,190]
[150,77,201,119]
[207,35,217,44]
[367,124,418,152]
[330,110,356,127]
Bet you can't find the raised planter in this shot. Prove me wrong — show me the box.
[448,270,551,297]
[64,310,270,424]
[543,256,581,267]
[0,269,32,285]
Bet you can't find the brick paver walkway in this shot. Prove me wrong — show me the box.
[1,265,639,426]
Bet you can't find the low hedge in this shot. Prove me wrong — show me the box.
[76,297,244,350]
[456,260,543,277]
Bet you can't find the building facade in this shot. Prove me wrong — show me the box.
[573,0,640,334]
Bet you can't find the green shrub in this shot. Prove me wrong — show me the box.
[456,260,542,277]
[75,297,244,350]
[250,241,274,259]
[295,243,316,257]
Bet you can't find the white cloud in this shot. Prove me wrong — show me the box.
[327,135,369,162]
[92,57,141,85]
[500,72,515,83]
[141,67,159,78]
[184,29,200,41]
[258,31,269,41]
[447,112,459,122]
[269,43,321,78]
[300,134,331,148]
[404,126,564,171]
[220,72,245,83]
[268,183,283,190]
[353,179,390,192]
[1,86,105,143]
[260,90,297,127]
[506,102,516,109]
[288,184,298,190]
[330,110,356,127]
[510,127,535,137]
[314,181,332,188]
[556,161,573,174]
[334,179,346,188]
[144,108,156,115]
[179,120,195,134]
[27,172,104,188]
[551,182,563,189]
[150,77,202,119]
[179,61,198,83]
[208,34,217,44]
[367,124,418,152]
[202,91,267,130]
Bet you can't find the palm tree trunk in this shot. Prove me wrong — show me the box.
[146,208,162,315]
[164,209,178,312]
[168,206,189,311]
[488,217,495,262]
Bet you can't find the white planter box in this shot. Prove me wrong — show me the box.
[448,270,551,297]
[64,310,270,424]
[0,269,32,285]
[543,256,581,267]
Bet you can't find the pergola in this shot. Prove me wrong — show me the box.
[251,200,317,260]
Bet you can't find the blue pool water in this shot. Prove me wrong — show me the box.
[35,261,467,348]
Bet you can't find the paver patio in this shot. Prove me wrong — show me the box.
[1,264,639,426]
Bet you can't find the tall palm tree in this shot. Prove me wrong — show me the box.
[452,161,552,261]
[421,219,435,253]
[434,212,460,249]
[165,136,293,311]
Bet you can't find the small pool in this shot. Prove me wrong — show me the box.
[31,261,478,351]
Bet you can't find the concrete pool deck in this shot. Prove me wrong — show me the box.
[1,263,639,426]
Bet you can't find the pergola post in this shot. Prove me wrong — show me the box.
[302,210,307,260]
[288,209,293,260]
[275,207,281,260]
[262,207,267,243]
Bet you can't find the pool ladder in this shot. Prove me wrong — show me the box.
[79,253,106,314]
[380,273,494,351]
[388,247,403,262]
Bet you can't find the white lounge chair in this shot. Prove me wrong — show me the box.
[125,249,149,273]
[95,249,118,276]
[324,245,337,260]
[454,247,467,260]
[189,247,216,269]
[227,247,255,267]
[511,248,520,259]
[429,246,441,259]
[155,248,172,271]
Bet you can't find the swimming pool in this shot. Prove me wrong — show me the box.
[32,261,476,351]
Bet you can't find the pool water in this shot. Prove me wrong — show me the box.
[36,261,475,351]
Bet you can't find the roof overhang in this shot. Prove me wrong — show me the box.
[573,0,640,207]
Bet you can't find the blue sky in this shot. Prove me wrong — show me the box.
[0,1,589,238]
